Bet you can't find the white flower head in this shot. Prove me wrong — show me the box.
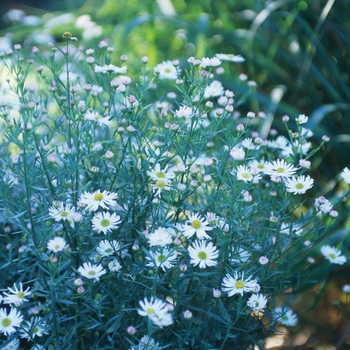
[108,259,122,272]
[222,271,260,297]
[188,240,219,268]
[0,308,23,335]
[273,307,298,326]
[80,190,118,211]
[19,316,49,340]
[49,203,75,222]
[147,163,175,183]
[341,167,350,184]
[204,80,224,98]
[215,53,245,62]
[146,248,178,271]
[148,227,173,247]
[182,213,213,240]
[264,159,298,178]
[280,222,303,236]
[150,311,174,328]
[295,114,308,124]
[0,338,20,350]
[3,283,31,306]
[92,211,121,234]
[314,196,333,213]
[175,105,193,119]
[94,64,127,74]
[96,239,121,257]
[200,57,222,68]
[47,236,68,253]
[78,262,106,282]
[230,247,251,264]
[284,175,314,195]
[137,297,168,318]
[154,61,178,80]
[321,245,346,265]
[247,293,268,312]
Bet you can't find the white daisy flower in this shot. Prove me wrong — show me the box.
[19,317,49,340]
[96,239,121,257]
[148,227,173,247]
[78,262,106,282]
[273,307,298,326]
[47,236,68,253]
[84,110,112,127]
[80,190,118,211]
[154,61,178,80]
[152,179,171,197]
[188,240,219,268]
[264,159,298,178]
[204,80,224,98]
[94,64,127,74]
[295,114,308,124]
[284,175,314,194]
[175,105,194,119]
[321,245,347,265]
[267,135,290,149]
[341,167,350,184]
[233,165,253,183]
[230,247,251,264]
[147,163,175,183]
[222,271,260,297]
[49,203,75,222]
[0,308,23,335]
[0,338,20,350]
[92,211,121,234]
[230,146,246,160]
[3,283,31,306]
[249,159,266,173]
[215,53,245,62]
[137,297,168,318]
[182,213,213,240]
[247,293,268,312]
[150,311,174,328]
[280,223,303,236]
[314,196,333,213]
[146,248,178,271]
[200,57,222,68]
[108,259,122,272]
[241,138,260,150]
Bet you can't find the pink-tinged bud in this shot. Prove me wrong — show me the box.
[322,135,330,142]
[236,123,244,131]
[259,256,269,265]
[183,310,192,319]
[77,286,85,294]
[282,115,289,122]
[127,326,137,335]
[74,278,84,286]
[213,289,221,298]
[329,210,338,218]
[179,263,187,272]
[141,56,149,63]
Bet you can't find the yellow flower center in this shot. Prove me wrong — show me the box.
[295,183,304,189]
[191,220,202,229]
[329,253,336,259]
[88,270,96,276]
[17,291,25,299]
[147,308,155,314]
[198,251,207,260]
[235,281,245,289]
[157,254,166,263]
[1,318,11,327]
[257,164,264,169]
[94,193,104,201]
[105,248,113,254]
[156,171,166,178]
[276,167,285,173]
[60,211,68,217]
[100,219,111,227]
[33,326,39,333]
[155,180,166,188]
[242,173,251,179]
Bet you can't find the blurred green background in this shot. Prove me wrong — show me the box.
[1,0,350,348]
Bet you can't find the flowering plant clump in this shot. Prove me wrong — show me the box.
[0,34,348,349]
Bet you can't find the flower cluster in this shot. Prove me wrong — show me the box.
[0,37,347,349]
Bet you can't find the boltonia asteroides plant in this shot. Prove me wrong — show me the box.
[0,33,347,350]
